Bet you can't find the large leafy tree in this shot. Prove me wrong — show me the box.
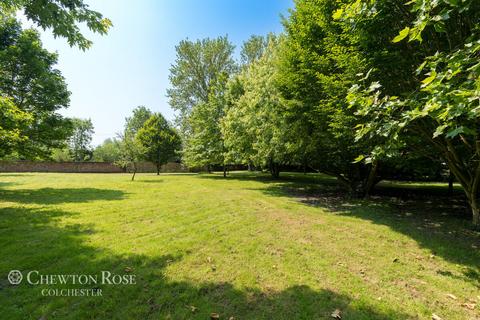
[1,0,111,50]
[0,16,72,159]
[240,34,268,66]
[167,36,236,136]
[68,118,94,162]
[276,0,380,193]
[342,0,480,225]
[93,138,122,162]
[117,106,152,181]
[0,96,31,158]
[223,36,290,178]
[137,113,181,175]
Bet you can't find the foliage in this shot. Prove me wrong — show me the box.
[0,96,31,158]
[67,118,94,162]
[116,106,152,180]
[137,113,181,175]
[92,138,122,163]
[167,36,236,136]
[50,147,72,162]
[223,36,289,178]
[0,15,72,159]
[341,0,480,225]
[275,0,378,192]
[1,0,112,50]
[240,34,268,66]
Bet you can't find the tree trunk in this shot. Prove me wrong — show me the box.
[469,194,480,228]
[223,164,227,178]
[156,163,160,175]
[364,160,379,198]
[207,164,211,173]
[131,162,137,181]
[448,171,454,196]
[271,162,280,179]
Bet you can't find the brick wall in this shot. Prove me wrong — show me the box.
[0,161,124,173]
[0,161,196,173]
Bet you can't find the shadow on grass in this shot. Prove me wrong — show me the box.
[0,204,413,319]
[199,171,338,186]
[249,176,480,282]
[0,188,125,205]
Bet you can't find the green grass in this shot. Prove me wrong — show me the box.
[0,172,479,319]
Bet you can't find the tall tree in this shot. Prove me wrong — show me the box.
[0,96,31,158]
[137,113,181,175]
[0,16,72,159]
[223,36,290,178]
[1,0,111,50]
[167,36,236,136]
[240,35,268,66]
[117,106,152,180]
[68,118,94,162]
[182,75,230,176]
[342,0,480,226]
[276,0,379,193]
[93,138,122,162]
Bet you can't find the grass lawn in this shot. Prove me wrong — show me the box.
[0,172,479,319]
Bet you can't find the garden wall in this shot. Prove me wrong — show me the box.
[0,161,192,173]
[0,161,124,173]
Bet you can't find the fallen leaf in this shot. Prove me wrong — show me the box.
[189,305,197,313]
[431,314,442,320]
[211,265,217,271]
[124,267,133,272]
[207,257,212,263]
[331,309,342,319]
[446,293,457,300]
[228,317,235,320]
[210,313,220,320]
[461,302,476,310]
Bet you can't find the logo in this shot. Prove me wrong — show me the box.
[8,270,23,285]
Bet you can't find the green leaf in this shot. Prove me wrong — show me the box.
[421,70,437,87]
[433,124,448,138]
[332,8,344,20]
[392,27,410,43]
[353,155,365,163]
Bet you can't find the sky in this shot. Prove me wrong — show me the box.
[22,0,293,146]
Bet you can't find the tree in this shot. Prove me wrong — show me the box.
[137,113,181,175]
[1,0,111,50]
[240,35,268,66]
[167,36,236,136]
[125,106,153,135]
[93,138,122,162]
[275,0,380,193]
[0,15,72,159]
[68,118,94,162]
[223,36,290,178]
[0,96,31,158]
[117,106,152,181]
[51,147,72,162]
[182,73,232,176]
[340,0,480,225]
